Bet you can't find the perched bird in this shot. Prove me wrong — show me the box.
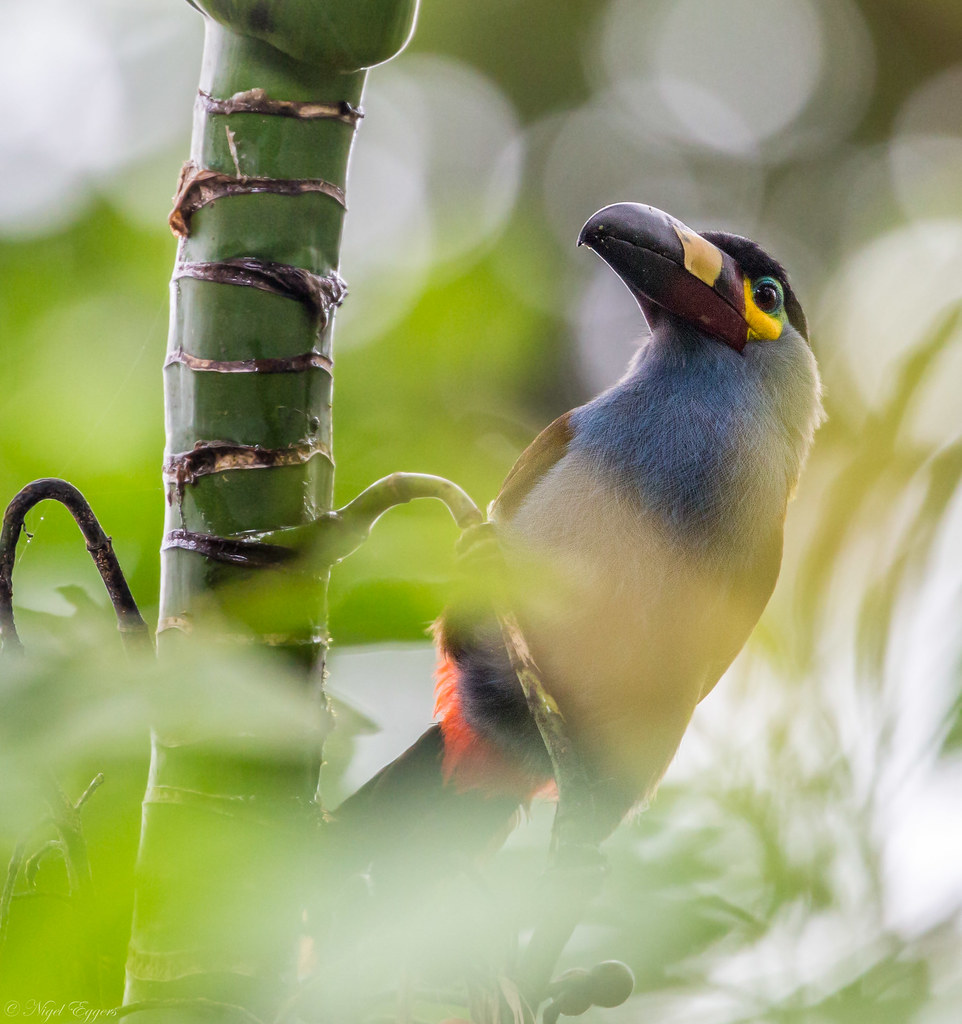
[336,203,822,875]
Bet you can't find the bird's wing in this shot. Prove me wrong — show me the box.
[491,410,575,520]
[435,410,574,664]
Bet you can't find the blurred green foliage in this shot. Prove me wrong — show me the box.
[2,0,962,1020]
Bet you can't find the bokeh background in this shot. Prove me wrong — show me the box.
[2,0,962,1019]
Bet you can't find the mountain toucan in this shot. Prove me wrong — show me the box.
[334,203,822,884]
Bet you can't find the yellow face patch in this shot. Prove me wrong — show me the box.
[742,278,783,341]
[673,224,723,287]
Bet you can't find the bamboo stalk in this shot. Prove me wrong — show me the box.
[125,3,419,1016]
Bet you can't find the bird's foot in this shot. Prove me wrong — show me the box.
[455,519,501,564]
[542,960,635,1024]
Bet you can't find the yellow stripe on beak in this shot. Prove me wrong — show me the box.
[742,278,782,341]
[673,224,723,287]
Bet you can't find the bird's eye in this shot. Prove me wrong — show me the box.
[752,277,783,314]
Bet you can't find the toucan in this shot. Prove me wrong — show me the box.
[333,203,822,889]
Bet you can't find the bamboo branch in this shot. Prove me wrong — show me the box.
[338,472,484,531]
[0,841,26,960]
[43,774,99,896]
[23,840,62,888]
[75,772,106,811]
[200,472,487,568]
[324,472,483,561]
[0,478,149,654]
[0,774,107,992]
[44,773,104,1003]
[113,998,266,1023]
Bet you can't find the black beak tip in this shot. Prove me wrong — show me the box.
[579,204,631,250]
[577,218,602,250]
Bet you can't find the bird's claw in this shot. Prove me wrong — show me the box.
[455,519,499,561]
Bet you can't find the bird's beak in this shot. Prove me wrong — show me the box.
[578,203,782,354]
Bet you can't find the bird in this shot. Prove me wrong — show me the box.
[333,202,822,883]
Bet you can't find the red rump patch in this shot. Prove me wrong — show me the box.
[434,651,555,801]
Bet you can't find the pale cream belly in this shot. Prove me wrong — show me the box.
[502,451,759,799]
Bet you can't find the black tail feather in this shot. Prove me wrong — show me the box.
[329,724,523,893]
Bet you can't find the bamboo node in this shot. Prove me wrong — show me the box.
[162,439,333,488]
[172,257,347,325]
[165,347,334,375]
[198,88,364,125]
[169,160,347,238]
[163,529,296,567]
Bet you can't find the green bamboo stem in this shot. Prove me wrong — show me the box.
[126,3,418,1016]
[158,26,360,656]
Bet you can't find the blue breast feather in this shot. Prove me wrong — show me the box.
[570,321,816,554]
